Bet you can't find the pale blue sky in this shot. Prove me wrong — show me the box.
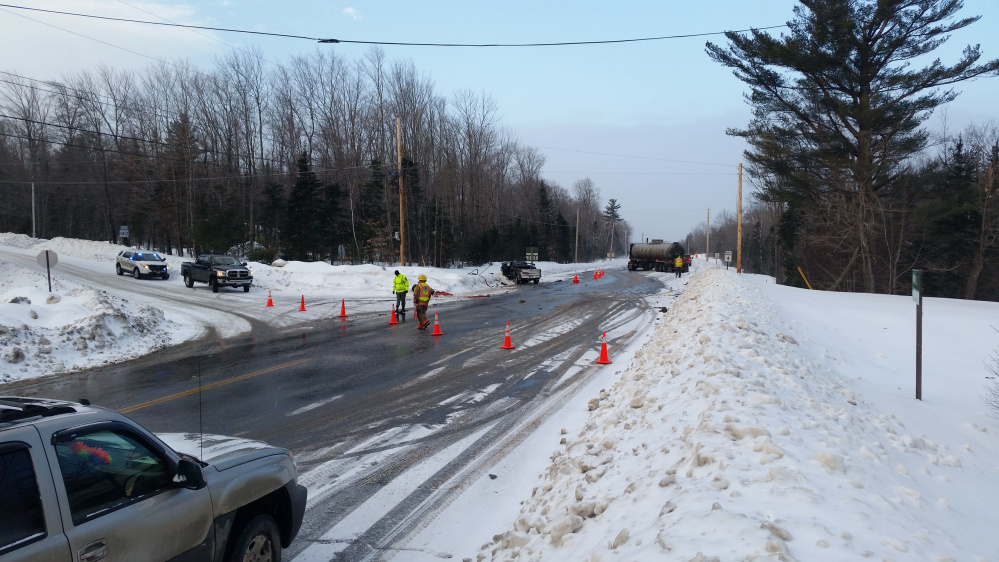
[3,1,998,242]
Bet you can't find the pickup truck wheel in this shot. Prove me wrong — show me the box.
[226,514,280,562]
[184,274,194,288]
[133,268,142,279]
[115,263,123,276]
[211,279,219,293]
[533,278,539,284]
[243,285,250,293]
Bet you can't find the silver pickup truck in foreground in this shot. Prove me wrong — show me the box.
[0,396,306,562]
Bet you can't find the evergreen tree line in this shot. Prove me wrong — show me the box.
[0,48,630,265]
[687,123,999,301]
[695,0,999,301]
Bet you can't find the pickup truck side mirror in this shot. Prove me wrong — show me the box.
[175,459,207,490]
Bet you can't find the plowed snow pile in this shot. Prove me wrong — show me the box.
[0,262,178,382]
[477,267,994,561]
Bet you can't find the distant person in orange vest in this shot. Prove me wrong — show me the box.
[413,274,435,329]
[674,255,684,278]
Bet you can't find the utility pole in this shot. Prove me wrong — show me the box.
[574,208,579,263]
[706,208,710,260]
[737,163,743,273]
[609,218,615,258]
[396,117,405,266]
[32,182,36,238]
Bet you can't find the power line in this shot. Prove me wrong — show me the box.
[545,171,737,176]
[0,128,371,177]
[0,3,784,47]
[318,27,787,47]
[0,3,323,41]
[533,145,738,168]
[0,108,378,176]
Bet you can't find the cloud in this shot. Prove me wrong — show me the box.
[343,7,362,20]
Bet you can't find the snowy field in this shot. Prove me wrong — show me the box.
[2,233,998,560]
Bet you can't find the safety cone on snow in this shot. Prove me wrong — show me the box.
[339,299,348,318]
[573,273,579,284]
[592,270,598,280]
[595,332,612,364]
[389,305,399,325]
[431,311,444,336]
[266,290,274,307]
[299,295,306,311]
[500,321,515,349]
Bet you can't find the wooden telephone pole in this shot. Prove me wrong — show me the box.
[397,117,405,266]
[737,163,743,273]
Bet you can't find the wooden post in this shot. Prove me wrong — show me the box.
[397,117,405,267]
[737,163,743,273]
[574,208,579,263]
[913,269,922,400]
[706,208,710,260]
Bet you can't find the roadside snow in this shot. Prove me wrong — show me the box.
[0,261,181,381]
[419,266,999,561]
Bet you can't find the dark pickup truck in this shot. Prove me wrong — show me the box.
[181,254,253,292]
[501,260,542,284]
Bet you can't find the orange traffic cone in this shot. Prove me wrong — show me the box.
[592,270,598,280]
[339,298,348,318]
[573,272,579,284]
[299,295,306,311]
[431,311,443,335]
[389,305,399,325]
[595,332,612,364]
[266,290,274,307]
[500,321,515,349]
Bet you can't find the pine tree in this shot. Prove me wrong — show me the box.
[707,0,999,292]
[284,153,324,261]
[603,199,622,256]
[917,137,979,296]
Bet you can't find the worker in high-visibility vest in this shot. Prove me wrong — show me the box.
[674,255,684,278]
[392,270,409,314]
[413,274,435,330]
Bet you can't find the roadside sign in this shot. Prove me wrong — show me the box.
[724,251,732,263]
[912,270,921,303]
[36,250,57,292]
[36,250,58,268]
[526,247,538,261]
[119,225,129,238]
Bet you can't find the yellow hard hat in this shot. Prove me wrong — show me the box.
[419,274,427,281]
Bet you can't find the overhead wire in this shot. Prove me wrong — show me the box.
[0,3,784,47]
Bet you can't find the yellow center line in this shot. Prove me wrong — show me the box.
[119,359,309,414]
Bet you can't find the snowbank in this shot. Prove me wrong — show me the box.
[476,267,998,561]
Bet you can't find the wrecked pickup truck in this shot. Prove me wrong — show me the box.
[501,260,542,284]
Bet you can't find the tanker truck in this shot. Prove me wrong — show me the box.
[628,240,689,273]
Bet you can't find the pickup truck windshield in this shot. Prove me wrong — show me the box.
[211,256,241,266]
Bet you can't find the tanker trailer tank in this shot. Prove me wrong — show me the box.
[627,242,686,272]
